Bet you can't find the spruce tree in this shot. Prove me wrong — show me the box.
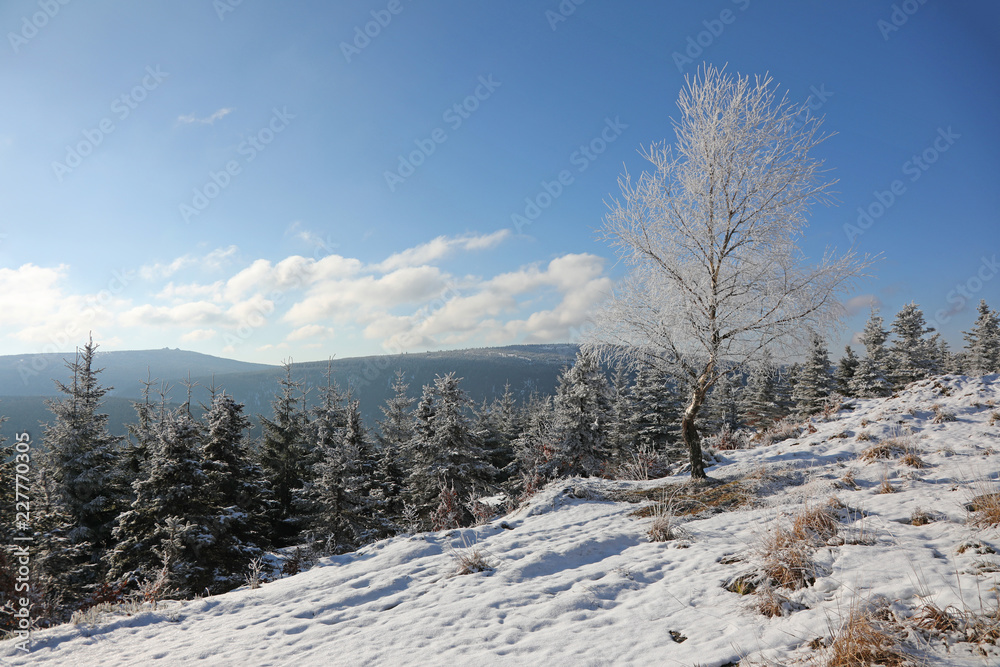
[549,348,613,477]
[740,352,783,429]
[834,346,859,397]
[42,337,123,569]
[404,373,494,524]
[792,333,832,416]
[963,300,1000,375]
[704,369,742,433]
[627,364,682,459]
[852,310,892,397]
[887,302,935,388]
[201,391,267,587]
[374,370,412,520]
[258,361,312,544]
[108,409,213,596]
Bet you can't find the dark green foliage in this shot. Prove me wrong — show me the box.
[404,373,495,524]
[42,337,124,572]
[258,362,313,544]
[834,346,859,397]
[963,300,1000,375]
[792,334,832,416]
[548,349,613,477]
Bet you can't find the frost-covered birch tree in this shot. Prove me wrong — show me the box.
[594,65,870,479]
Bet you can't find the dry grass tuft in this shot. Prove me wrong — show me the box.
[860,440,906,462]
[452,546,495,575]
[624,478,751,518]
[836,468,859,490]
[900,451,924,468]
[932,405,958,423]
[824,598,909,667]
[792,504,840,546]
[758,525,818,591]
[909,507,933,526]
[855,430,874,442]
[877,472,897,495]
[966,479,1000,529]
[989,411,1000,427]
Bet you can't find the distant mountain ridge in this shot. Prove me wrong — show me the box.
[0,344,582,442]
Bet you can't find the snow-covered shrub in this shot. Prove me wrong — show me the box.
[759,418,801,446]
[618,442,671,481]
[431,484,463,531]
[704,425,753,451]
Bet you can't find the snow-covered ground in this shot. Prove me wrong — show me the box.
[5,375,1000,666]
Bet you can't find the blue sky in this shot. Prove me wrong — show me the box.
[0,0,997,364]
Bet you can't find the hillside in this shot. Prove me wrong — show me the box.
[0,345,581,439]
[5,374,1000,665]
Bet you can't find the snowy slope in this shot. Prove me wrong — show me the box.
[4,375,1000,666]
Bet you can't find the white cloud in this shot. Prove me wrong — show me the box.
[0,234,612,359]
[176,107,234,125]
[287,324,335,341]
[180,328,217,342]
[373,230,510,272]
[140,246,238,280]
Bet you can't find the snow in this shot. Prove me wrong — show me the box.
[5,374,1000,666]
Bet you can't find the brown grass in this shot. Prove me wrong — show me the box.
[860,440,906,462]
[877,472,897,495]
[452,546,494,575]
[967,481,1000,529]
[932,406,958,423]
[824,599,908,667]
[791,504,840,546]
[909,507,933,526]
[758,525,818,590]
[625,478,751,519]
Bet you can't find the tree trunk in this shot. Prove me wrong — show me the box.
[681,386,709,480]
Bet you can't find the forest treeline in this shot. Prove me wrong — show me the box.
[1,300,998,632]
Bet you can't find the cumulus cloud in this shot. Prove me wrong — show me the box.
[0,233,613,358]
[140,246,238,280]
[373,230,509,273]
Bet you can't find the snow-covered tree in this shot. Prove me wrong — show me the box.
[834,346,859,397]
[851,310,892,397]
[200,391,267,587]
[740,352,783,429]
[108,410,213,596]
[511,394,557,497]
[549,348,613,477]
[792,333,833,415]
[594,65,869,478]
[305,399,384,552]
[258,361,313,544]
[404,374,494,524]
[43,337,123,567]
[374,370,412,520]
[887,302,936,388]
[704,369,743,433]
[963,300,1000,375]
